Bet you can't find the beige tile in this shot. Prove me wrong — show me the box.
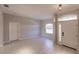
[0,38,77,54]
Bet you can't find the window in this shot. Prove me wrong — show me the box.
[45,24,53,34]
[58,24,61,42]
[58,14,77,21]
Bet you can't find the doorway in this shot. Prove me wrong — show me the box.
[9,22,18,41]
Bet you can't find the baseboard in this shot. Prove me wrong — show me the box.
[62,44,77,50]
[4,39,20,45]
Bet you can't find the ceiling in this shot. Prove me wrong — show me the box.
[1,4,79,20]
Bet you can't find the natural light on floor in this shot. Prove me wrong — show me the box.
[17,47,34,54]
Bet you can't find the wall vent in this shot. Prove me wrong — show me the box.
[3,4,9,8]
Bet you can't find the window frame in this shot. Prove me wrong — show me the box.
[45,23,53,34]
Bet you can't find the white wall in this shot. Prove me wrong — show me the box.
[0,6,3,46]
[20,22,40,39]
[3,13,40,43]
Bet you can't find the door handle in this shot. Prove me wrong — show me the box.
[62,32,64,36]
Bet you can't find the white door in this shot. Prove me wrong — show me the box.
[9,22,18,41]
[59,20,78,49]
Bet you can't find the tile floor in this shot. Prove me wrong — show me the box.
[0,37,77,54]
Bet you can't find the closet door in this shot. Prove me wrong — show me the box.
[9,22,18,41]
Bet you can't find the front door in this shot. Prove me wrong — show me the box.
[58,20,78,49]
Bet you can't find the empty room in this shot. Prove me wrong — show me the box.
[0,4,79,54]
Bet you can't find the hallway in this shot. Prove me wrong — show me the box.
[0,38,76,54]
